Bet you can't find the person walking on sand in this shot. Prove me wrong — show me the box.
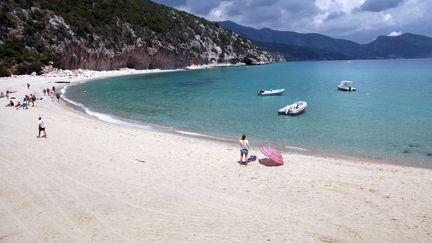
[37,117,47,138]
[55,92,60,102]
[239,134,250,165]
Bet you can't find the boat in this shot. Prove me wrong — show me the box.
[337,80,356,91]
[278,101,307,116]
[257,89,285,96]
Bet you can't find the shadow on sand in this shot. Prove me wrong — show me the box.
[259,158,283,167]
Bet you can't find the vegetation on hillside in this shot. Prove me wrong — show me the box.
[0,0,264,76]
[1,1,60,75]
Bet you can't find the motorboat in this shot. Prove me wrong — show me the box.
[278,101,307,116]
[337,80,356,91]
[257,88,285,96]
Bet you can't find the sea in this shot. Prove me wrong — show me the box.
[64,59,432,167]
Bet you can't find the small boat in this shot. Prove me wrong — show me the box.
[337,80,356,91]
[257,89,285,96]
[278,101,307,116]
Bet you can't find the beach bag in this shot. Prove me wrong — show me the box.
[247,155,257,162]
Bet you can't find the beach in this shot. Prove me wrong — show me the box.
[1,70,432,242]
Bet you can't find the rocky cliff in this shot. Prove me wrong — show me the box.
[0,0,276,76]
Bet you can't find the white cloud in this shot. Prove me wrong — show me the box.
[388,31,403,36]
[383,13,393,22]
[154,0,432,43]
[208,8,223,19]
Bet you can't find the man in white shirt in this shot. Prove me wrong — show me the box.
[38,117,47,138]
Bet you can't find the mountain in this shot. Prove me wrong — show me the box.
[255,41,351,61]
[365,33,432,58]
[0,1,275,77]
[219,20,432,60]
[219,20,370,59]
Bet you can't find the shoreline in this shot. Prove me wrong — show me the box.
[63,95,428,169]
[1,67,432,242]
[59,69,431,170]
[3,65,430,169]
[62,98,413,171]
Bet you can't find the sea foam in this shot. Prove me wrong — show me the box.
[61,86,152,130]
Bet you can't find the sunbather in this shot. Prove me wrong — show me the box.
[5,100,14,107]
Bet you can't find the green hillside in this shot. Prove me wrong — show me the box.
[0,0,272,76]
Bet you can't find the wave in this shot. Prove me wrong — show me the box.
[285,145,309,151]
[176,130,213,138]
[61,86,152,130]
[61,86,230,139]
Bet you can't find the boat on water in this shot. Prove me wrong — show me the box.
[257,89,285,96]
[278,101,307,116]
[337,80,356,91]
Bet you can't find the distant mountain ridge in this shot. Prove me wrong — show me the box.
[365,34,432,58]
[255,41,351,61]
[219,20,432,60]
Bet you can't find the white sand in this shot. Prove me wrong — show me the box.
[0,69,431,242]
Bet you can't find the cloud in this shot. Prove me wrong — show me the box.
[154,0,187,7]
[185,1,220,15]
[359,0,406,12]
[152,0,432,43]
[325,11,346,21]
[388,31,403,36]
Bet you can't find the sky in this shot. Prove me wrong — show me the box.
[153,0,432,43]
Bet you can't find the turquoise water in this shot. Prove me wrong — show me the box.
[65,59,432,167]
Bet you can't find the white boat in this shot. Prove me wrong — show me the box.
[337,80,356,91]
[257,88,285,96]
[278,101,307,116]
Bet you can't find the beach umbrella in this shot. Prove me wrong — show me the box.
[260,146,284,165]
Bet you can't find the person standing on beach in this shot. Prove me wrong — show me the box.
[27,83,30,89]
[55,92,60,102]
[239,134,250,165]
[37,117,47,138]
[31,94,36,106]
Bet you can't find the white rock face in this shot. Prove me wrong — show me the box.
[48,15,74,36]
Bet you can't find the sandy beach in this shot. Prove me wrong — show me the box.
[1,69,431,242]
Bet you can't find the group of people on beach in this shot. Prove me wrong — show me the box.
[1,83,53,139]
[43,86,61,102]
[0,90,16,99]
[2,84,61,109]
[3,91,37,110]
